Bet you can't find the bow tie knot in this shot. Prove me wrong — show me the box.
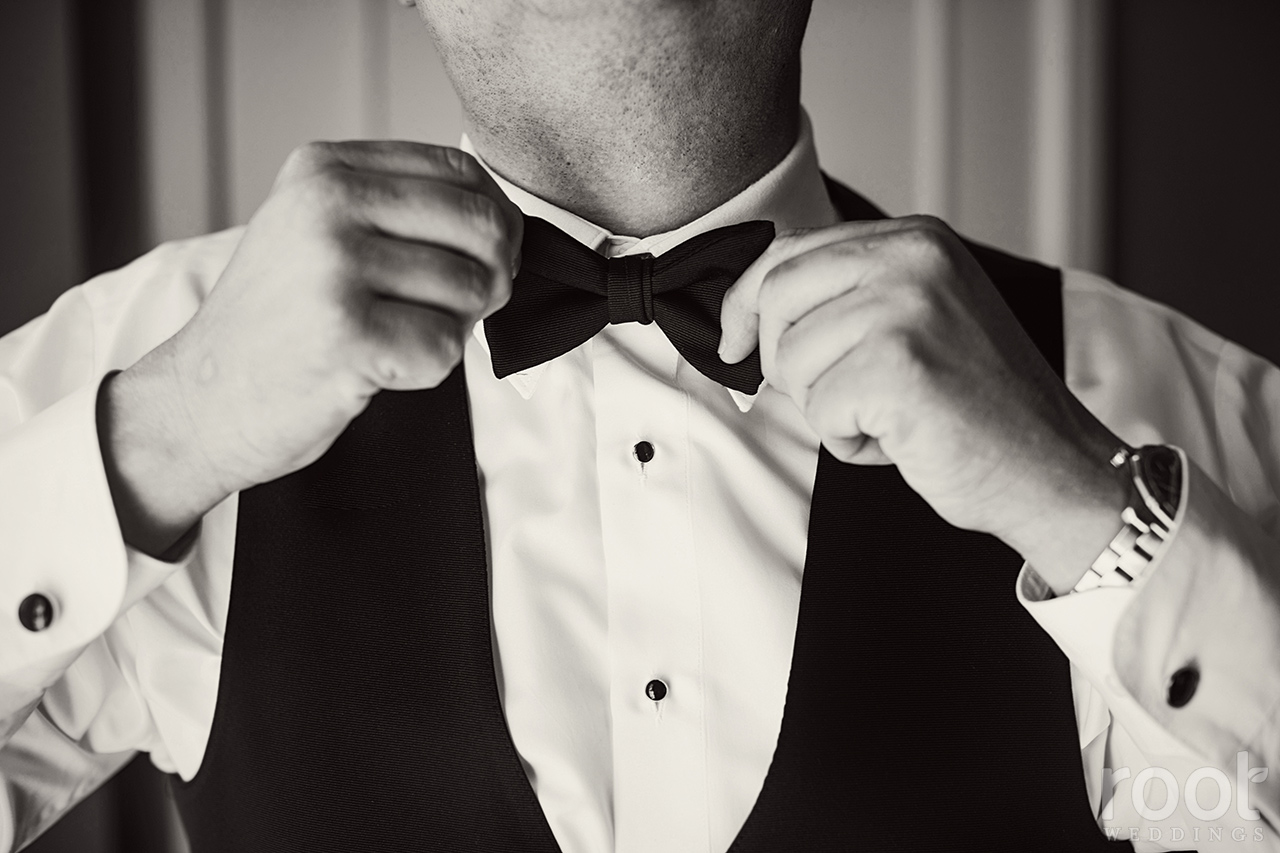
[484,215,774,394]
[607,254,657,325]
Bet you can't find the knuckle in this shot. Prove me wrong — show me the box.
[877,323,916,359]
[805,389,846,440]
[293,167,353,211]
[281,141,335,180]
[334,294,371,349]
[893,283,936,323]
[773,325,800,372]
[905,223,944,251]
[366,309,466,389]
[465,191,506,238]
[454,258,492,314]
[899,217,956,263]
[459,195,508,266]
[757,266,789,315]
[772,254,808,280]
[431,318,466,366]
[289,222,358,287]
[774,227,812,242]
[335,229,381,279]
[907,213,948,232]
[441,146,482,182]
[875,325,933,381]
[488,269,513,311]
[830,445,856,464]
[767,228,812,257]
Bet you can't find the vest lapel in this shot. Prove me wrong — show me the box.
[172,369,563,851]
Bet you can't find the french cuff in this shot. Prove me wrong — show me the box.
[0,377,190,690]
[120,522,200,613]
[1020,457,1280,823]
[1111,460,1280,793]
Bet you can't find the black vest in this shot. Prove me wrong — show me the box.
[172,179,1131,851]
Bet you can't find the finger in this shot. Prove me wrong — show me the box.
[339,143,524,270]
[767,287,884,406]
[824,434,893,466]
[356,235,509,322]
[286,140,488,190]
[754,242,887,386]
[340,173,517,279]
[718,231,814,365]
[287,141,523,271]
[802,342,913,465]
[718,218,917,363]
[361,297,468,391]
[802,349,882,463]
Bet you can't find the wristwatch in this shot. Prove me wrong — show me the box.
[1073,444,1183,593]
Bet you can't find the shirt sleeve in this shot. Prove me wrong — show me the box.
[0,233,237,851]
[0,278,203,709]
[1020,273,1280,847]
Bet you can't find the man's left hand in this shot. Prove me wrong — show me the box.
[718,215,1129,593]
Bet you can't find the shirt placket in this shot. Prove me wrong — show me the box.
[593,320,711,853]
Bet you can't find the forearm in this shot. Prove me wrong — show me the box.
[1000,411,1133,596]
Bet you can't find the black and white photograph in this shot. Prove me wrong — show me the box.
[1,1,1278,851]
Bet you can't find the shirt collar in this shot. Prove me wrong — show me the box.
[466,107,839,411]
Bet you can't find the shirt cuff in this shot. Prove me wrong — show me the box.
[1019,454,1280,826]
[1112,459,1280,782]
[0,378,194,700]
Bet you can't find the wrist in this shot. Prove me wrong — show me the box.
[1000,428,1133,596]
[97,349,232,559]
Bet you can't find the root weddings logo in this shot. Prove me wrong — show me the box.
[1099,751,1269,844]
[1105,826,1268,845]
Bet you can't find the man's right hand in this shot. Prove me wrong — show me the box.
[99,141,522,557]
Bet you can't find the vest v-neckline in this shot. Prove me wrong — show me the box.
[455,180,900,851]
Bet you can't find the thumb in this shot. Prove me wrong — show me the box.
[717,289,760,365]
[718,247,777,364]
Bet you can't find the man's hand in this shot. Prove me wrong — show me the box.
[719,216,1129,592]
[102,141,521,557]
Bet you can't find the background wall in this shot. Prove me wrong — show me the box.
[0,3,84,340]
[2,1,1277,851]
[2,0,1111,342]
[136,0,1111,266]
[1112,0,1280,367]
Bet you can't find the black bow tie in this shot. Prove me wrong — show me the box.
[484,215,776,394]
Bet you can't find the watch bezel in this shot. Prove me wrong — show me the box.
[1133,444,1182,527]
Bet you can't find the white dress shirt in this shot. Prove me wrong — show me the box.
[2,112,1280,853]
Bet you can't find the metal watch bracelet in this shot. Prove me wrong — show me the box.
[1073,445,1182,594]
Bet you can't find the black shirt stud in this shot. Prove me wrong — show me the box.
[633,441,655,464]
[645,679,668,701]
[18,593,55,632]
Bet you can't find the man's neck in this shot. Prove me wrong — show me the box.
[418,0,810,237]
[463,98,800,238]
